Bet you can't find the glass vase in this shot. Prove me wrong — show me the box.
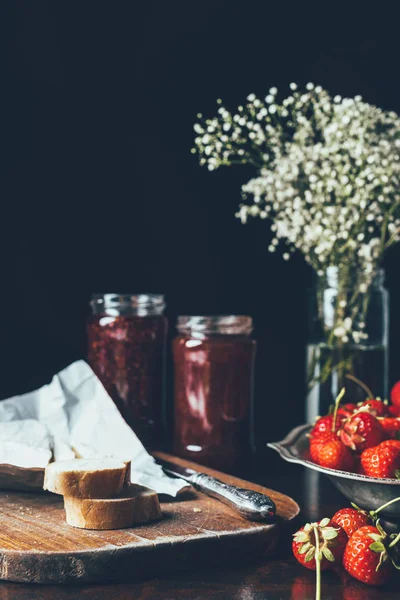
[306,267,389,423]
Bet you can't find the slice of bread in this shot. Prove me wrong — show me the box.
[64,484,161,530]
[43,458,127,498]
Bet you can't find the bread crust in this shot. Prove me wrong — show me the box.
[44,459,127,499]
[64,484,161,530]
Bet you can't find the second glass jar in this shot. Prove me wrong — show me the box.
[173,315,257,472]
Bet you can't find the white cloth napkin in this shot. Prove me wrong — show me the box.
[0,360,189,496]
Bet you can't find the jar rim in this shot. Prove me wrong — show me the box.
[177,315,253,336]
[90,294,165,316]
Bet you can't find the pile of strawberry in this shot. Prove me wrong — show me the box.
[293,502,400,597]
[309,382,400,479]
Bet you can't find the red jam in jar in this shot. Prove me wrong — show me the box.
[87,294,167,449]
[173,316,256,472]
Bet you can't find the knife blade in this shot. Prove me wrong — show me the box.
[157,458,276,521]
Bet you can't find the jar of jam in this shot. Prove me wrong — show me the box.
[173,315,256,472]
[87,293,167,449]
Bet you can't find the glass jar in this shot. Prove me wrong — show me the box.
[87,293,168,449]
[306,267,389,423]
[173,315,256,472]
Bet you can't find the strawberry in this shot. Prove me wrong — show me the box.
[388,404,400,417]
[360,442,400,479]
[310,415,342,438]
[309,431,338,463]
[377,417,400,439]
[390,380,400,407]
[331,507,371,538]
[339,411,384,453]
[316,436,354,472]
[343,525,393,586]
[379,439,400,451]
[338,403,357,418]
[358,398,388,417]
[292,518,348,571]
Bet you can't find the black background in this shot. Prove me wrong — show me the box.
[2,1,400,451]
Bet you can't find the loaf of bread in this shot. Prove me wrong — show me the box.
[43,458,127,499]
[64,484,162,529]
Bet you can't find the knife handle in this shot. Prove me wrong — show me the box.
[190,473,276,521]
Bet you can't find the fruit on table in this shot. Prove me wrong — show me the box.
[292,497,400,597]
[360,442,400,479]
[331,507,371,538]
[292,518,348,571]
[342,525,393,586]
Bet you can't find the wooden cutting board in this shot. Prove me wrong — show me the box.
[0,453,299,584]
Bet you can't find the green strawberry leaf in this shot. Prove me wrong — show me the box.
[294,531,309,543]
[298,542,312,555]
[322,546,335,562]
[305,547,315,562]
[370,542,386,553]
[395,470,400,480]
[351,502,361,511]
[319,517,330,527]
[322,527,339,540]
[369,533,383,542]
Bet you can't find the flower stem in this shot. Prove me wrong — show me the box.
[345,373,373,399]
[371,496,400,517]
[313,525,321,600]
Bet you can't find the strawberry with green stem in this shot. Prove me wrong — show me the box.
[340,409,384,453]
[292,518,348,600]
[293,496,400,596]
[309,388,354,471]
[343,521,400,586]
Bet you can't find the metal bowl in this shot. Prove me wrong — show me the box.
[268,424,400,521]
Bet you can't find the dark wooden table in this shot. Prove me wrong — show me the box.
[0,455,399,599]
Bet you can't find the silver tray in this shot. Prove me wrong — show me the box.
[268,424,400,520]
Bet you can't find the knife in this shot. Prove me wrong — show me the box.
[157,458,276,521]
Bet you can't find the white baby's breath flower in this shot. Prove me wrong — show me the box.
[193,83,400,350]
